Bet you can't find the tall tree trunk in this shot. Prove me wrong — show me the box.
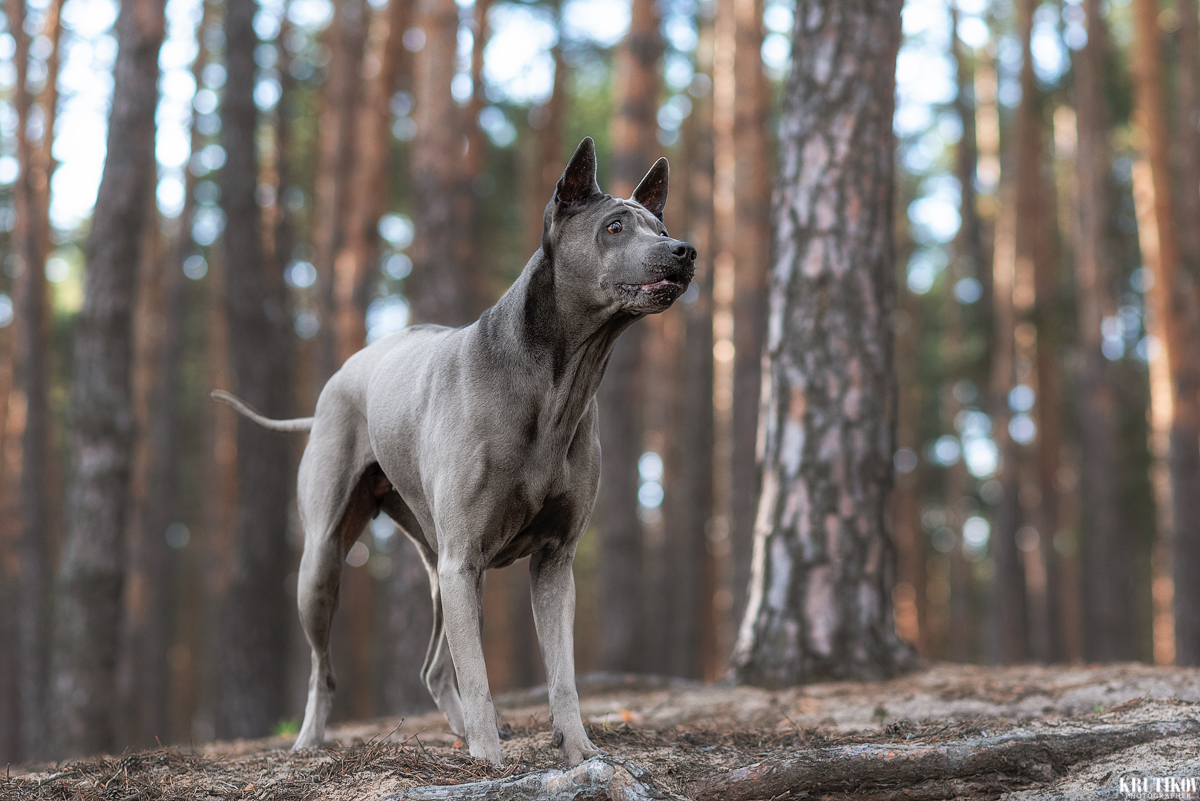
[409,0,474,326]
[728,0,770,627]
[597,0,661,673]
[216,0,293,737]
[1072,0,1135,661]
[119,184,173,750]
[1130,0,1200,666]
[327,0,403,726]
[946,0,979,662]
[660,10,717,680]
[730,0,913,686]
[313,0,368,387]
[5,0,57,761]
[51,0,165,758]
[985,0,1044,665]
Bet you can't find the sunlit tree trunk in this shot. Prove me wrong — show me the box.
[730,0,913,685]
[329,0,407,724]
[1072,0,1136,662]
[4,0,60,761]
[215,0,293,737]
[313,0,367,387]
[597,0,661,672]
[1130,0,1200,666]
[409,0,474,326]
[51,0,165,758]
[729,0,770,627]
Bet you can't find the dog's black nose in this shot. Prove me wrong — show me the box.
[671,240,697,263]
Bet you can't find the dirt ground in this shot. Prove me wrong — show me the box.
[5,663,1199,800]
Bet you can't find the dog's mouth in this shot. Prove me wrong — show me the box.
[637,278,686,292]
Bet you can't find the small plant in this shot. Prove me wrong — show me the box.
[274,717,300,737]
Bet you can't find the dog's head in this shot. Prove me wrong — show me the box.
[542,137,697,315]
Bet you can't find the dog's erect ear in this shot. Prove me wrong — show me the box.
[632,158,669,220]
[553,137,602,209]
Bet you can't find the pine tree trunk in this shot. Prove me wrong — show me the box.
[1129,0,1200,666]
[215,0,293,738]
[5,0,55,761]
[597,0,661,672]
[661,13,716,680]
[119,183,172,750]
[728,0,770,627]
[313,0,368,386]
[51,0,165,758]
[409,0,474,326]
[1072,0,1135,662]
[730,0,913,686]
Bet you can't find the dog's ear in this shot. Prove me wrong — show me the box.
[632,158,669,220]
[553,137,602,209]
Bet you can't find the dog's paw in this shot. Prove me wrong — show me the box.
[554,726,601,767]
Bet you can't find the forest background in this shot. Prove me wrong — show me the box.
[0,0,1197,767]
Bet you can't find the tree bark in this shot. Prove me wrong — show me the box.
[691,719,1200,801]
[597,0,661,673]
[408,0,474,327]
[730,0,912,686]
[5,0,59,761]
[1129,0,1200,666]
[1073,0,1137,662]
[659,13,717,681]
[51,0,165,758]
[313,0,368,386]
[215,0,293,738]
[728,0,770,628]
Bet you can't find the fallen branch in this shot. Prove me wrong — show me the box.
[386,756,684,801]
[691,718,1200,801]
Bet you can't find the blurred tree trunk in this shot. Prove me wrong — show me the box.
[5,0,59,761]
[946,2,978,662]
[456,0,492,310]
[660,9,716,680]
[729,0,770,627]
[0,329,15,763]
[215,0,293,738]
[313,0,368,388]
[985,0,1041,665]
[730,0,913,686]
[328,0,407,725]
[409,0,474,326]
[1073,0,1135,662]
[118,184,175,749]
[1130,0,1200,666]
[598,0,661,673]
[51,0,164,758]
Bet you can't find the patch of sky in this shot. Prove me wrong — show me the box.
[479,106,517,146]
[908,177,962,245]
[664,53,694,91]
[379,214,414,249]
[484,3,557,104]
[663,15,697,51]
[288,0,333,32]
[561,0,630,47]
[1031,3,1067,85]
[367,295,411,343]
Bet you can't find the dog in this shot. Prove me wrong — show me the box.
[213,137,696,766]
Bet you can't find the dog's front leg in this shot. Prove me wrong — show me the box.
[530,549,599,766]
[437,562,505,765]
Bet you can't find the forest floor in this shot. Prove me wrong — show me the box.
[5,663,1200,800]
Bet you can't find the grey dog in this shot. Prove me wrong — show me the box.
[213,137,696,766]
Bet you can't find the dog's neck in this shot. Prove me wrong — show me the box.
[481,248,638,430]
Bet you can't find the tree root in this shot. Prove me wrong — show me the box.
[386,756,687,801]
[691,719,1200,801]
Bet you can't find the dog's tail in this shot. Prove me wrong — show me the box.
[211,390,314,433]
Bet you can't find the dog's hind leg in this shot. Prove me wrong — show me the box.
[419,558,468,737]
[292,463,383,751]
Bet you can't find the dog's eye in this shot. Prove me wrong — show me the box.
[606,221,623,234]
